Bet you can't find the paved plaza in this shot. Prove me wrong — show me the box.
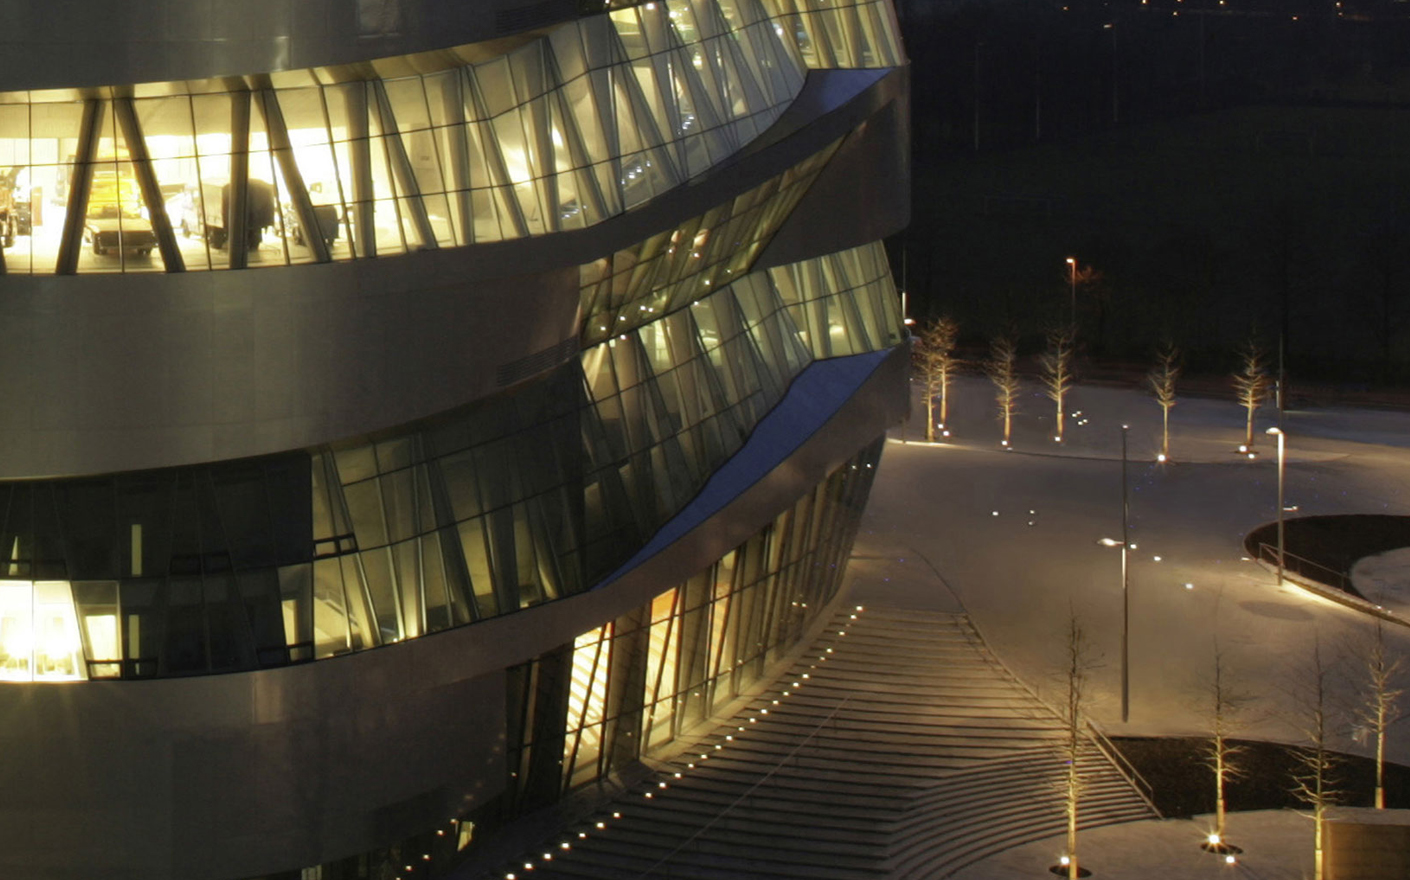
[871,374,1410,754]
[859,374,1410,877]
[473,374,1410,878]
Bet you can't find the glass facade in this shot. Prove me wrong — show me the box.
[0,228,900,680]
[0,0,899,275]
[244,437,883,880]
[512,438,883,805]
[579,139,839,343]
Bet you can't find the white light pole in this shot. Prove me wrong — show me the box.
[1119,423,1129,723]
[1105,22,1118,125]
[1267,426,1285,585]
[1066,256,1077,329]
[1098,424,1131,723]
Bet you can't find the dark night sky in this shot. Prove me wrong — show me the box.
[895,0,1410,383]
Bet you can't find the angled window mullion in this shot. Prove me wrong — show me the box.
[642,591,679,744]
[645,52,687,173]
[372,80,438,250]
[315,83,353,258]
[610,29,681,188]
[516,98,558,234]
[226,85,252,269]
[719,27,769,114]
[112,96,185,272]
[343,84,376,258]
[440,71,474,245]
[545,57,610,224]
[837,3,866,67]
[668,25,726,132]
[700,37,739,134]
[254,86,331,263]
[522,50,561,233]
[55,98,104,275]
[587,66,624,207]
[467,72,530,238]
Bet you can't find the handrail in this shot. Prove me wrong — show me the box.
[634,696,852,878]
[959,615,1161,820]
[1085,722,1161,819]
[1256,542,1349,591]
[1256,542,1410,629]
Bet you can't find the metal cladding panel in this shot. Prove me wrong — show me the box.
[0,0,577,92]
[0,252,580,479]
[755,74,911,271]
[0,643,505,880]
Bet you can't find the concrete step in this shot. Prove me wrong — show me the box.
[480,609,1158,880]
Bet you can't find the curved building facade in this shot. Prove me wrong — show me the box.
[0,1,909,877]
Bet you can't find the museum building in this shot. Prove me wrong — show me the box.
[0,0,908,876]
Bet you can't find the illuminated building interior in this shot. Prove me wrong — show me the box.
[0,0,908,876]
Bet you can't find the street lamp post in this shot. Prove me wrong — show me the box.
[1120,424,1129,723]
[1267,427,1285,585]
[1105,23,1118,126]
[1099,425,1131,723]
[1066,257,1077,329]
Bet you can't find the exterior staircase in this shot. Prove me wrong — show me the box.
[483,606,1157,879]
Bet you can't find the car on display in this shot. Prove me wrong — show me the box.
[83,167,156,257]
[168,179,276,250]
[283,201,341,250]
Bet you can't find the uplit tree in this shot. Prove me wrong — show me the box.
[1354,618,1404,810]
[1203,647,1248,851]
[913,317,962,442]
[1057,613,1093,880]
[1231,339,1270,449]
[987,336,1020,447]
[1040,327,1074,443]
[1148,344,1180,461]
[1292,638,1343,880]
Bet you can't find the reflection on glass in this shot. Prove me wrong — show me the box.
[0,0,901,275]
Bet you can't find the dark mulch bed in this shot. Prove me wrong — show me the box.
[1244,515,1410,599]
[1111,736,1410,818]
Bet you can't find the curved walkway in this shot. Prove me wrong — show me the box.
[479,602,1155,879]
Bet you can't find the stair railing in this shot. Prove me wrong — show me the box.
[634,696,852,878]
[1084,722,1160,819]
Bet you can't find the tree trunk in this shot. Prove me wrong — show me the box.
[1377,706,1386,810]
[1314,804,1325,880]
[1067,759,1079,879]
[1215,746,1226,837]
[940,368,949,427]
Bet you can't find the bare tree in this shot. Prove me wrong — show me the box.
[1056,613,1093,880]
[1291,638,1342,880]
[987,336,1020,447]
[913,317,962,442]
[1231,339,1270,449]
[1354,618,1404,810]
[1148,344,1180,461]
[1203,646,1248,851]
[1040,327,1075,443]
